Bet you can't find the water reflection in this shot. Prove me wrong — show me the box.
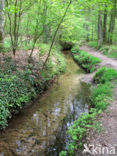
[45,83,90,156]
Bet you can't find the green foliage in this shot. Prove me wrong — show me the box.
[19,40,34,51]
[71,46,101,72]
[93,67,117,83]
[3,38,11,53]
[64,81,113,155]
[66,109,101,155]
[0,101,10,129]
[88,41,98,49]
[38,44,66,81]
[38,43,50,56]
[59,151,67,156]
[0,61,40,129]
[91,82,113,110]
[91,67,117,110]
[100,45,117,59]
[0,47,66,129]
[71,45,80,54]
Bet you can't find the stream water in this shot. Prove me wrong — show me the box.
[0,53,90,156]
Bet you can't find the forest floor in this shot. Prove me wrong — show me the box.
[80,46,117,156]
[0,49,46,70]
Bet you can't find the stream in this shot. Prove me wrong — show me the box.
[0,52,90,156]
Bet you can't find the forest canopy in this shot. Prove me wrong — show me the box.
[0,0,117,55]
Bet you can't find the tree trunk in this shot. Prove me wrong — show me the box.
[43,0,72,68]
[108,0,116,44]
[86,24,90,42]
[0,0,4,49]
[103,6,107,43]
[91,24,93,41]
[43,4,49,43]
[98,10,103,48]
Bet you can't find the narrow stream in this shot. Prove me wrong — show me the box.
[0,52,90,156]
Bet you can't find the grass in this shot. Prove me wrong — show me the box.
[71,45,101,72]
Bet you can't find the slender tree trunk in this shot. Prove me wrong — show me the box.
[86,24,90,42]
[28,0,44,62]
[108,0,116,44]
[91,24,93,41]
[43,0,72,68]
[108,15,115,44]
[0,0,4,49]
[103,6,107,43]
[43,2,49,43]
[98,10,103,48]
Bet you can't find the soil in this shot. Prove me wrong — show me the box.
[0,49,48,72]
[80,46,117,156]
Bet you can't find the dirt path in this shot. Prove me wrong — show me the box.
[80,46,117,156]
[80,45,117,70]
[80,46,117,84]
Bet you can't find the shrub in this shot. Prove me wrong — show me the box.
[71,46,101,72]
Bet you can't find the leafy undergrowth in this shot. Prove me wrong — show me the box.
[100,45,117,59]
[0,44,66,129]
[59,67,117,156]
[88,41,98,49]
[93,67,117,83]
[71,46,101,72]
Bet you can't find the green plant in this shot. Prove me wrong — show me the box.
[88,41,98,49]
[100,45,117,59]
[65,109,101,155]
[93,67,117,83]
[71,46,101,72]
[71,45,80,54]
[0,42,66,129]
[59,151,67,156]
[0,101,10,129]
